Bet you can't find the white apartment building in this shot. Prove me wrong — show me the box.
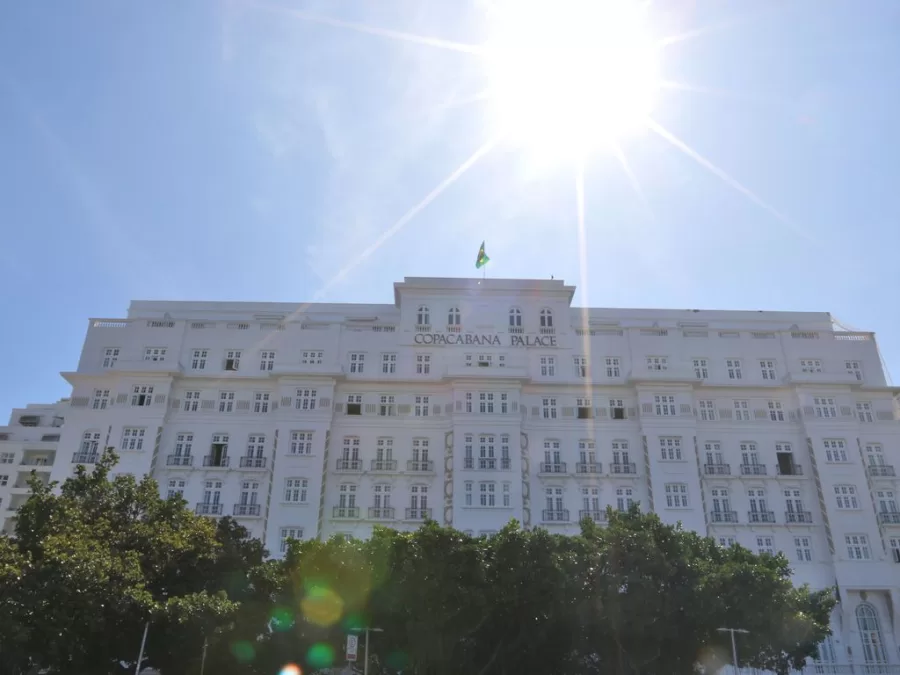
[1,276,899,671]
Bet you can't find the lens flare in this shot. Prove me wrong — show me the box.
[301,585,345,627]
[231,640,255,664]
[307,643,335,669]
[279,664,302,675]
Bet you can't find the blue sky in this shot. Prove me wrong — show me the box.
[2,0,900,416]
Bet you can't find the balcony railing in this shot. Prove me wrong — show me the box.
[868,465,896,477]
[370,459,398,471]
[878,512,900,525]
[740,464,767,476]
[747,510,776,524]
[704,463,731,476]
[368,507,395,520]
[195,503,223,515]
[576,463,602,475]
[478,458,497,470]
[797,665,900,674]
[233,503,261,517]
[710,510,739,523]
[540,462,568,474]
[335,459,362,472]
[777,464,804,476]
[21,457,53,467]
[405,507,432,521]
[333,506,360,519]
[72,452,99,464]
[542,509,570,522]
[203,455,230,468]
[239,456,267,469]
[579,509,607,523]
[785,511,813,524]
[539,327,555,335]
[611,463,637,475]
[167,454,193,467]
[407,460,434,472]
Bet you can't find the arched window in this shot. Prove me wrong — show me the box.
[540,308,553,328]
[448,307,461,326]
[856,604,887,664]
[509,307,522,327]
[416,305,430,326]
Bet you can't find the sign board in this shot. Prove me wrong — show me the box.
[346,634,359,662]
[413,332,557,347]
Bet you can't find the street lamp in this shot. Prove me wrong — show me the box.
[352,626,384,675]
[717,627,749,673]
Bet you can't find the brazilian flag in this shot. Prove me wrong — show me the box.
[475,241,490,269]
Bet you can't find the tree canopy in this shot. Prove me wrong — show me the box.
[0,454,834,675]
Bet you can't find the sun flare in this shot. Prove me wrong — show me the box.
[484,0,660,159]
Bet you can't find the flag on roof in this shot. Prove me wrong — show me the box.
[475,241,489,269]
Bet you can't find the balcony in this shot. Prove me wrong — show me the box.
[747,511,776,524]
[407,460,434,473]
[233,503,261,517]
[878,512,900,525]
[405,507,432,521]
[368,507,396,520]
[777,464,804,476]
[579,509,607,523]
[335,459,362,472]
[542,509,570,522]
[478,458,498,470]
[202,455,230,468]
[195,503,223,515]
[704,463,731,476]
[21,457,53,467]
[576,463,603,475]
[785,511,813,524]
[71,452,99,464]
[239,456,267,469]
[539,462,568,475]
[166,454,193,467]
[868,465,896,478]
[710,510,738,523]
[370,459,398,472]
[333,506,360,519]
[611,463,637,475]
[740,464,767,476]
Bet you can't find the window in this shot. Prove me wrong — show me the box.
[253,392,270,414]
[509,307,522,327]
[414,395,430,417]
[174,432,193,457]
[290,431,313,455]
[346,394,362,415]
[616,487,634,511]
[0,452,14,464]
[890,537,900,560]
[465,481,473,506]
[499,392,509,414]
[693,358,708,379]
[545,487,564,512]
[733,400,750,421]
[102,347,120,369]
[373,484,392,509]
[502,482,511,507]
[410,485,428,511]
[574,356,588,378]
[416,353,431,375]
[609,398,626,419]
[876,490,898,514]
[91,389,110,410]
[846,535,871,561]
[659,437,682,461]
[379,395,396,417]
[338,484,358,508]
[800,359,822,373]
[121,427,145,451]
[218,391,235,413]
[605,357,621,378]
[348,353,365,373]
[718,537,737,547]
[0,475,7,487]
[381,353,397,374]
[794,536,812,562]
[759,360,776,380]
[416,305,430,327]
[823,439,848,462]
[846,360,863,381]
[711,488,730,515]
[646,356,668,371]
[191,349,208,370]
[480,482,496,507]
[260,351,276,371]
[464,434,474,467]
[856,604,887,665]
[465,392,473,413]
[183,391,200,412]
[784,488,805,517]
[80,431,100,456]
[131,385,154,407]
[864,443,885,467]
[166,479,186,499]
[412,438,430,465]
[284,478,308,503]
[756,536,774,555]
[144,347,166,362]
[654,395,676,416]
[224,350,241,371]
[280,527,304,553]
[726,358,742,379]
[500,435,510,468]
[813,397,836,418]
[448,307,461,326]
[748,488,768,518]
[301,350,324,365]
[582,487,600,513]
[611,440,630,469]
[665,483,689,508]
[576,398,593,419]
[480,392,495,414]
[856,401,874,423]
[767,401,785,421]
[341,437,360,461]
[539,308,553,328]
[202,479,222,505]
[541,397,557,419]
[376,437,394,462]
[539,356,556,376]
[705,441,724,468]
[542,439,561,470]
[698,400,717,421]
[740,442,760,467]
[834,484,859,509]
[246,434,265,458]
[296,389,317,411]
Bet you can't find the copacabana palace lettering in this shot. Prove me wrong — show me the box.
[413,333,557,347]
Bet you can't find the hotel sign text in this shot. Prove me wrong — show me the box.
[413,332,557,347]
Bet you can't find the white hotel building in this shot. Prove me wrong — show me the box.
[1,276,899,670]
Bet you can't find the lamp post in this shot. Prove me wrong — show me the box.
[352,626,383,675]
[134,621,150,675]
[717,627,749,673]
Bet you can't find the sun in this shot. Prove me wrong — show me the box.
[483,0,660,159]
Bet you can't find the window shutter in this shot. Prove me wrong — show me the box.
[719,408,733,420]
[70,396,89,407]
[456,400,463,412]
[562,407,575,418]
[641,402,652,415]
[626,407,636,418]
[877,410,894,421]
[788,410,798,421]
[432,405,441,416]
[398,404,412,415]
[116,393,128,405]
[445,403,454,414]
[236,400,251,411]
[333,402,345,413]
[679,404,692,415]
[753,409,767,420]
[153,394,167,405]
[511,401,518,412]
[595,407,608,418]
[803,405,814,416]
[319,397,331,408]
[281,396,292,407]
[272,401,279,410]
[531,406,540,417]
[170,398,180,409]
[364,404,377,414]
[201,399,215,410]
[840,406,853,417]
